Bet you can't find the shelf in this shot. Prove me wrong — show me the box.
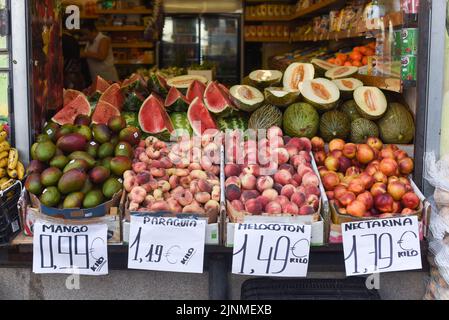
[96,9,152,15]
[97,26,146,32]
[245,37,290,43]
[115,59,154,65]
[291,28,365,42]
[112,43,154,48]
[290,0,339,20]
[353,73,403,93]
[245,15,292,22]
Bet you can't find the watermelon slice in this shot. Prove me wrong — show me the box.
[138,94,174,141]
[187,97,218,136]
[91,100,121,125]
[204,81,236,118]
[63,89,84,106]
[98,83,125,110]
[52,94,91,125]
[165,87,189,112]
[186,80,207,103]
[122,73,148,93]
[149,73,169,97]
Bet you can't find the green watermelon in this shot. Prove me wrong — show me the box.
[248,104,282,130]
[122,112,138,127]
[283,103,319,139]
[149,73,169,97]
[165,87,189,112]
[319,110,351,142]
[377,103,415,144]
[123,91,146,112]
[170,112,193,137]
[217,116,248,132]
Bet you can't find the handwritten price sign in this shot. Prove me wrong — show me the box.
[232,223,311,277]
[342,216,422,276]
[128,216,206,273]
[32,221,108,275]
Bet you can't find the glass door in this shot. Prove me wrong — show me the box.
[0,0,11,134]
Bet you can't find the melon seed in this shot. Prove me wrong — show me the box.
[311,82,331,100]
[364,89,376,111]
[290,65,305,89]
[342,79,354,89]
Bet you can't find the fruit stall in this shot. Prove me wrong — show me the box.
[0,0,447,301]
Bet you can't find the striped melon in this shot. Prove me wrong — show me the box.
[377,103,415,144]
[248,104,283,130]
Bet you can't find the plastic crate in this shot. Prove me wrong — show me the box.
[0,181,22,246]
[241,278,381,300]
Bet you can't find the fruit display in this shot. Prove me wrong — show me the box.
[25,109,140,209]
[124,136,221,222]
[225,126,321,221]
[0,124,25,190]
[326,43,376,67]
[313,137,420,219]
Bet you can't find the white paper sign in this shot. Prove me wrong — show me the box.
[342,216,422,276]
[33,220,108,275]
[128,216,206,273]
[232,222,311,277]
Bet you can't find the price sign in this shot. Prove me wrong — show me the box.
[128,216,206,273]
[342,216,422,276]
[33,221,108,275]
[232,222,311,277]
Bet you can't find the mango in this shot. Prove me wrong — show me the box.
[35,141,57,163]
[114,141,133,158]
[43,122,60,142]
[101,157,113,170]
[40,187,61,208]
[68,151,96,169]
[110,156,132,176]
[74,114,91,126]
[58,169,87,194]
[108,116,126,133]
[86,141,99,158]
[110,135,119,146]
[89,166,110,184]
[74,125,92,141]
[56,133,87,153]
[36,134,51,143]
[55,124,75,141]
[98,142,114,159]
[26,160,47,175]
[119,126,141,146]
[25,173,43,195]
[83,189,105,208]
[102,177,123,199]
[40,167,63,187]
[63,192,85,209]
[92,124,111,144]
[80,178,94,194]
[31,143,38,160]
[63,159,89,173]
[49,155,69,170]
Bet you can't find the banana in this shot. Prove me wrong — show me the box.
[0,151,8,160]
[0,141,10,153]
[0,178,14,190]
[7,148,18,170]
[16,161,24,180]
[0,168,6,178]
[0,131,7,143]
[0,177,8,185]
[0,158,7,168]
[7,168,17,179]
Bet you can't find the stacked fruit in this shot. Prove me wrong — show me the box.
[225,126,320,219]
[25,115,140,209]
[313,137,420,218]
[124,135,221,222]
[327,42,376,67]
[0,124,25,190]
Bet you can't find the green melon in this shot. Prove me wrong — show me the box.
[377,103,415,144]
[282,103,319,139]
[217,116,248,132]
[170,112,193,137]
[248,104,283,130]
[319,110,351,142]
[340,100,363,122]
[350,118,379,143]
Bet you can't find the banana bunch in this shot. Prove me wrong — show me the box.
[0,125,24,189]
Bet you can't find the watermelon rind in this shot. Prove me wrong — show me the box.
[165,87,189,112]
[186,79,207,102]
[187,97,218,136]
[123,91,145,112]
[138,94,174,142]
[91,101,121,125]
[149,73,169,97]
[122,112,139,127]
[170,112,193,137]
[52,94,91,125]
[204,81,236,118]
[99,83,125,110]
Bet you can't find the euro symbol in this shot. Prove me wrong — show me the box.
[291,238,310,258]
[397,231,417,251]
[165,245,181,264]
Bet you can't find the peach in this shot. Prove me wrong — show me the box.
[399,176,411,186]
[275,195,290,207]
[262,188,279,201]
[225,176,241,188]
[346,200,366,217]
[291,192,306,207]
[297,164,313,179]
[401,192,420,210]
[322,172,340,191]
[231,199,245,211]
[296,186,306,194]
[257,195,270,209]
[195,192,211,204]
[281,184,296,199]
[367,137,383,151]
[326,191,334,200]
[338,191,356,206]
[265,201,282,214]
[359,172,375,189]
[274,170,293,186]
[305,185,320,197]
[241,174,257,190]
[371,182,387,197]
[388,176,399,184]
[302,172,319,187]
[242,164,260,177]
[298,151,312,163]
[299,205,315,215]
[398,157,414,175]
[330,150,343,160]
[151,201,170,212]
[245,198,263,215]
[329,138,345,152]
[342,143,357,159]
[401,208,415,215]
[240,190,260,203]
[282,202,299,215]
[285,145,299,158]
[334,184,347,199]
[392,200,402,213]
[346,166,362,176]
[380,148,395,159]
[279,163,295,175]
[299,138,312,152]
[357,191,374,210]
[394,149,408,161]
[318,167,328,178]
[256,176,274,192]
[338,157,352,174]
[374,193,394,213]
[356,144,374,164]
[290,154,306,167]
[388,181,406,201]
[225,184,241,201]
[311,136,325,152]
[348,178,365,195]
[365,162,379,176]
[290,179,299,187]
[314,151,326,166]
[198,179,213,194]
[273,183,283,194]
[269,136,284,149]
[373,171,388,184]
[267,126,283,140]
[286,137,303,149]
[273,147,289,164]
[224,163,241,178]
[324,156,339,172]
[379,158,398,177]
[307,194,320,210]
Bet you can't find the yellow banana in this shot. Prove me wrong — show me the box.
[7,148,18,170]
[0,168,6,178]
[0,151,8,160]
[0,131,7,142]
[0,141,10,152]
[16,162,24,180]
[0,158,8,168]
[0,178,14,190]
[0,177,8,185]
[7,168,17,179]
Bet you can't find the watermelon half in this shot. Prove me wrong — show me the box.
[138,94,174,141]
[121,73,148,94]
[204,81,236,118]
[186,80,207,103]
[52,94,91,125]
[149,73,169,97]
[91,100,121,125]
[98,83,125,110]
[165,87,189,112]
[63,89,84,107]
[187,97,218,136]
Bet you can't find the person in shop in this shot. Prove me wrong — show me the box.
[80,20,119,83]
[62,15,85,90]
